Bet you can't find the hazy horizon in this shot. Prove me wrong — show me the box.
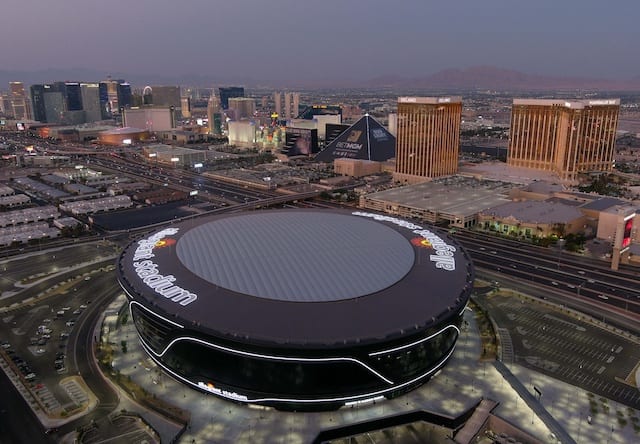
[2,0,639,84]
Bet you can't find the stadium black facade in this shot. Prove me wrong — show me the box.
[117,209,474,411]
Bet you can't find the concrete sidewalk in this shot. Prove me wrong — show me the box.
[107,303,557,443]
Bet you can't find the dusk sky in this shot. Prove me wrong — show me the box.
[2,0,639,83]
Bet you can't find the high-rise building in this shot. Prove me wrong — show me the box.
[508,99,620,181]
[117,82,132,109]
[9,82,30,120]
[181,96,192,119]
[98,82,111,118]
[395,97,462,182]
[99,78,122,116]
[94,79,131,116]
[30,84,47,122]
[284,92,300,120]
[207,92,221,135]
[218,87,244,109]
[149,86,181,108]
[29,83,66,123]
[43,87,65,124]
[80,83,102,122]
[273,92,282,118]
[0,94,9,115]
[228,97,255,120]
[60,82,83,111]
[387,113,397,136]
[123,107,176,132]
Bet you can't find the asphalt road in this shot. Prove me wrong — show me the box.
[453,230,640,316]
[57,271,122,437]
[0,243,116,295]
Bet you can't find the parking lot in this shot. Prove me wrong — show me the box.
[79,413,159,444]
[0,268,100,418]
[481,292,640,409]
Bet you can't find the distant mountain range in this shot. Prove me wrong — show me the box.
[363,66,640,91]
[1,66,639,91]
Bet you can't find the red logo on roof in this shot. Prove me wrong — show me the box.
[411,237,432,249]
[154,238,176,249]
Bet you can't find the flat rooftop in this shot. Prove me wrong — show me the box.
[364,176,516,218]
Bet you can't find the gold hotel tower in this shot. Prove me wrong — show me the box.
[508,99,620,181]
[395,97,462,183]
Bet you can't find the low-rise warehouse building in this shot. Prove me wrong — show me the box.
[63,183,99,195]
[59,195,132,215]
[477,200,589,238]
[132,189,187,205]
[0,206,59,227]
[142,144,207,168]
[334,158,382,177]
[0,194,30,209]
[12,177,70,200]
[0,222,60,247]
[0,185,15,197]
[360,176,517,228]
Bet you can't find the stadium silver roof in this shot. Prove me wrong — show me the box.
[176,212,414,302]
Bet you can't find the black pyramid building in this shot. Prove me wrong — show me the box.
[314,114,396,162]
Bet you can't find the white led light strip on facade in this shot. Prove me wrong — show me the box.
[138,338,457,405]
[368,324,460,356]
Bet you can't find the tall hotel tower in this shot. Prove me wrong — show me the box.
[508,99,620,181]
[9,82,30,120]
[395,97,462,183]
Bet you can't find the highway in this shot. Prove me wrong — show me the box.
[452,229,640,318]
[84,154,278,205]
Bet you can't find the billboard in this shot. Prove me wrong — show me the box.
[297,105,342,120]
[621,217,633,250]
[283,127,318,156]
[325,123,350,145]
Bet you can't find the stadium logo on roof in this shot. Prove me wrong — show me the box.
[411,237,433,248]
[132,228,198,307]
[352,212,456,271]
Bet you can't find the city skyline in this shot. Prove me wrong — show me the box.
[1,0,639,87]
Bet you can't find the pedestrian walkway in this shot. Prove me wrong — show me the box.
[106,301,558,443]
[510,364,639,444]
